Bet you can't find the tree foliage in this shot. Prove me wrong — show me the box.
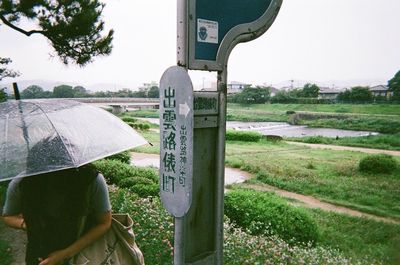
[0,88,6,102]
[21,85,50,99]
[232,86,271,104]
[302,83,320,98]
[0,0,114,66]
[388,70,400,101]
[73,86,88,97]
[337,86,373,103]
[53,85,74,98]
[0,57,19,81]
[147,86,160,98]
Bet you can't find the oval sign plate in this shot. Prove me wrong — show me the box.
[159,66,194,217]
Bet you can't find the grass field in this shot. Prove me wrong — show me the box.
[225,140,400,219]
[228,103,400,134]
[135,129,400,219]
[286,134,400,151]
[310,209,400,263]
[229,103,400,116]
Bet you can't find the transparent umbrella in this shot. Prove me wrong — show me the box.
[0,99,148,181]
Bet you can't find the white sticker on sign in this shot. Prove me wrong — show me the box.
[197,19,218,44]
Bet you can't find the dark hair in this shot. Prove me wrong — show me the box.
[26,135,72,175]
[21,137,98,264]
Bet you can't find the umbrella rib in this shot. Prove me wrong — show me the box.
[1,114,9,177]
[32,102,78,166]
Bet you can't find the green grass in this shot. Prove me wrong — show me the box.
[286,133,400,151]
[228,103,400,134]
[0,240,12,265]
[299,116,400,134]
[125,109,159,118]
[311,209,400,264]
[227,186,400,263]
[225,140,400,219]
[111,187,385,264]
[229,103,400,116]
[131,129,400,219]
[132,129,160,154]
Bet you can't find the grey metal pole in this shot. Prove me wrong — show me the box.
[174,217,185,265]
[175,1,188,264]
[177,0,188,67]
[215,68,227,265]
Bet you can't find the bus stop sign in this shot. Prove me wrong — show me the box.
[187,0,282,71]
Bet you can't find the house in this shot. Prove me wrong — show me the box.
[369,85,392,99]
[318,87,341,100]
[227,81,251,94]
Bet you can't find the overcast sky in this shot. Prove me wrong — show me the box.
[1,0,399,90]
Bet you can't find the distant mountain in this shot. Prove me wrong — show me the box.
[0,79,140,94]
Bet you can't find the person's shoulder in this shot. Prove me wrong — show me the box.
[89,173,107,191]
[8,178,22,190]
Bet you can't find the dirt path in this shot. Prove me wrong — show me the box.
[286,141,400,156]
[131,152,251,186]
[242,183,400,224]
[132,152,399,224]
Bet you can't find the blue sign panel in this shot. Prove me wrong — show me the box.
[187,0,282,71]
[195,0,272,61]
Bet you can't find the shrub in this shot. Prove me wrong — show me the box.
[121,116,138,123]
[0,240,12,265]
[226,130,262,142]
[105,151,131,164]
[359,154,398,174]
[224,189,320,244]
[96,160,158,184]
[119,176,155,187]
[129,184,159,198]
[132,122,151,131]
[109,188,365,265]
[286,110,296,114]
[302,136,333,144]
[109,189,174,265]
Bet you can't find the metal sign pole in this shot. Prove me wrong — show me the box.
[174,218,185,265]
[163,1,283,264]
[175,1,188,264]
[215,69,227,264]
[177,0,188,67]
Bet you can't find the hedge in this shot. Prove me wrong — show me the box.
[226,130,262,142]
[224,189,320,244]
[359,154,398,174]
[93,159,159,197]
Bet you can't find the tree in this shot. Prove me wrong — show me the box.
[148,86,160,98]
[388,70,400,101]
[349,86,373,103]
[21,85,48,99]
[234,86,270,104]
[302,83,320,98]
[73,86,88,97]
[337,90,351,103]
[0,0,113,66]
[53,85,74,98]
[0,88,6,102]
[0,57,19,81]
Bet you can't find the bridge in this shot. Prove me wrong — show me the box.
[71,97,159,113]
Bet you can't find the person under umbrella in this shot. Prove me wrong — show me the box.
[2,136,112,265]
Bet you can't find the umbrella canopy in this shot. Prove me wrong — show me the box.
[0,99,148,181]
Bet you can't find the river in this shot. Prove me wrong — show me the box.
[138,118,377,138]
